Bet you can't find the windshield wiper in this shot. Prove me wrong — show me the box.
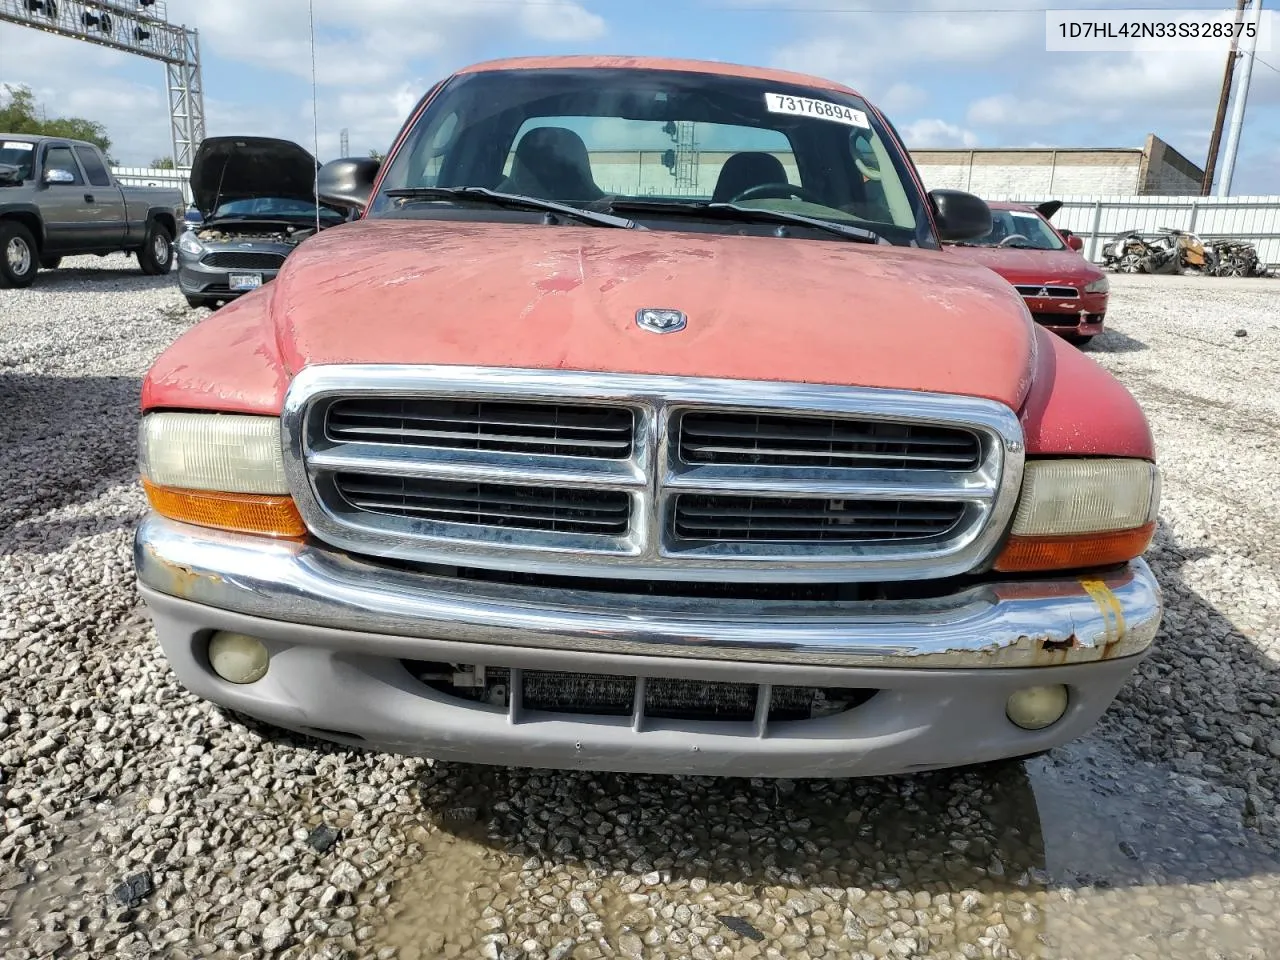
[384,186,639,229]
[606,199,884,245]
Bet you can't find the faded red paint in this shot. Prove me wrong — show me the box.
[1019,326,1155,460]
[143,289,288,415]
[141,58,1154,464]
[258,218,1037,407]
[456,55,860,96]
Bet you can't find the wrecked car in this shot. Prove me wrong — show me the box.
[946,201,1109,346]
[176,136,344,308]
[133,56,1162,779]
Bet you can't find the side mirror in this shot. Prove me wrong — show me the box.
[1066,234,1084,252]
[317,157,381,213]
[0,164,21,186]
[929,189,992,242]
[43,168,75,185]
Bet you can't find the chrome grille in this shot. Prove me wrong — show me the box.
[202,251,286,269]
[1014,284,1079,299]
[678,411,980,470]
[672,494,965,543]
[327,398,633,459]
[284,366,1025,583]
[334,474,630,536]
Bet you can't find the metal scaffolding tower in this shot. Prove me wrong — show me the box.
[0,0,206,167]
[661,120,700,195]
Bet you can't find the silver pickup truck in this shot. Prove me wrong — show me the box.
[0,134,186,288]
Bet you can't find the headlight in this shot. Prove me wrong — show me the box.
[1083,277,1109,294]
[995,458,1159,572]
[177,232,205,256]
[138,413,304,537]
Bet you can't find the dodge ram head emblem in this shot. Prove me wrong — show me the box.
[636,308,687,334]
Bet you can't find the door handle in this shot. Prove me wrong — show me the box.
[84,193,95,203]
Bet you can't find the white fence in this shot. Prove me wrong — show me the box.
[108,166,1280,266]
[988,194,1280,267]
[112,166,192,204]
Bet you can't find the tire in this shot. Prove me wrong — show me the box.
[39,255,62,270]
[0,220,39,288]
[138,219,174,275]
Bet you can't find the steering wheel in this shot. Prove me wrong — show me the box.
[998,234,1031,247]
[730,182,828,205]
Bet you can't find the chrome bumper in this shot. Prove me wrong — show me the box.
[133,514,1162,670]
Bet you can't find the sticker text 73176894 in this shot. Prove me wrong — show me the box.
[764,93,870,128]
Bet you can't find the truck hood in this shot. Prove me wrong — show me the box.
[268,219,1039,408]
[190,136,319,216]
[945,245,1105,288]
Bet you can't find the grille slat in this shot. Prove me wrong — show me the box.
[201,251,287,269]
[298,373,1016,581]
[674,494,965,543]
[334,475,630,536]
[327,398,634,460]
[678,412,981,471]
[406,660,878,727]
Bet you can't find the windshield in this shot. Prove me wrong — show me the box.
[213,197,344,220]
[0,140,36,180]
[371,67,933,247]
[965,209,1066,250]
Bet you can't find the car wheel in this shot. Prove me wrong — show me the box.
[40,255,62,270]
[0,221,39,289]
[1065,334,1094,347]
[138,220,175,275]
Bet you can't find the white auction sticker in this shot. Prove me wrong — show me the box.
[2,141,34,151]
[1046,9,1273,52]
[765,93,869,128]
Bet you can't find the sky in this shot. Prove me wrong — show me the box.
[2,0,1279,194]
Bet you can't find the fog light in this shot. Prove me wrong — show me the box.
[207,632,269,684]
[1005,685,1069,730]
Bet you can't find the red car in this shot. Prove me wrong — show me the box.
[948,201,1108,346]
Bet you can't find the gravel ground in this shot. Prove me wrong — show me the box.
[2,257,1279,960]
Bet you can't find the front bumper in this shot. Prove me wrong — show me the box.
[1026,291,1108,335]
[135,514,1163,777]
[175,242,288,299]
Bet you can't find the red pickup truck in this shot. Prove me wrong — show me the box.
[133,56,1162,778]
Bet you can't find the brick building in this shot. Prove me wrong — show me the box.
[909,134,1205,197]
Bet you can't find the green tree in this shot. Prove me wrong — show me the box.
[0,83,114,161]
[151,156,175,169]
[369,149,385,162]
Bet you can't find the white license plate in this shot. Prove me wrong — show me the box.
[229,273,263,292]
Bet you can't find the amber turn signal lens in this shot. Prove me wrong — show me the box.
[994,522,1156,573]
[142,480,306,538]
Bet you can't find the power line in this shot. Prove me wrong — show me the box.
[1255,55,1280,74]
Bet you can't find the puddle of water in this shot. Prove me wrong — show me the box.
[1,791,140,940]
[373,739,1280,960]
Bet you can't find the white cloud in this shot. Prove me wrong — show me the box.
[900,118,978,148]
[0,0,611,166]
[164,0,605,87]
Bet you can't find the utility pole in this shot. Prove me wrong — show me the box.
[1202,0,1249,195]
[1218,0,1265,197]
